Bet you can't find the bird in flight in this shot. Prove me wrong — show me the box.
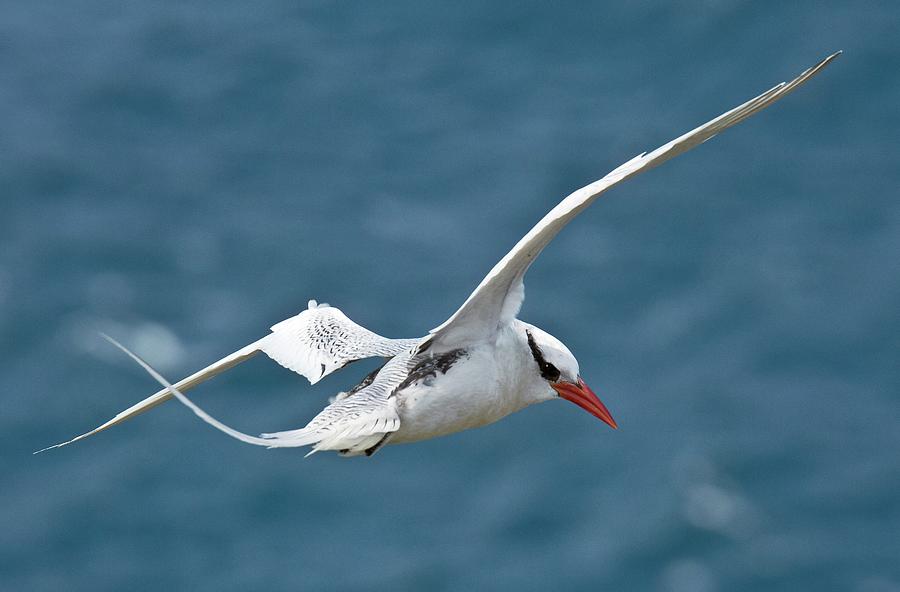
[39,52,839,457]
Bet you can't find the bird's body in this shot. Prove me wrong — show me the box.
[390,321,550,446]
[39,52,840,457]
[214,315,565,455]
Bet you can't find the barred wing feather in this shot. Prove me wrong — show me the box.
[260,300,421,384]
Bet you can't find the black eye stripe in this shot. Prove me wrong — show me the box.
[526,330,561,382]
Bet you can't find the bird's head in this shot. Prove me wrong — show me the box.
[523,324,617,429]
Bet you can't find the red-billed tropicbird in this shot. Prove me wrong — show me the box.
[38,52,839,457]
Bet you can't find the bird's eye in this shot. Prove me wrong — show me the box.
[526,330,561,382]
[544,363,561,383]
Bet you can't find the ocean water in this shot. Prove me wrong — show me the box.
[2,2,898,590]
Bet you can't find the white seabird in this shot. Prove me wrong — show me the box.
[39,52,840,457]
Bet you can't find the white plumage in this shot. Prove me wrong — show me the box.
[38,52,839,457]
[260,300,421,384]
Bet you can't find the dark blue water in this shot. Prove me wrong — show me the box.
[3,2,898,590]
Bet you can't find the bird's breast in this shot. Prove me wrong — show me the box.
[390,342,534,444]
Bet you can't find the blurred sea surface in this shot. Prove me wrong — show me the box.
[1,1,898,591]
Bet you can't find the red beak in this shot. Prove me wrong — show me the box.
[552,376,618,429]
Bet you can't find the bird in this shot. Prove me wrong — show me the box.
[38,52,839,457]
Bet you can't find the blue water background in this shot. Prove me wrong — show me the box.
[2,2,898,590]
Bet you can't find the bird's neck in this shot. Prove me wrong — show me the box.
[493,320,555,408]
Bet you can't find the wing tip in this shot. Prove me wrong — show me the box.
[33,443,62,455]
[798,51,841,83]
[812,50,842,73]
[33,424,107,454]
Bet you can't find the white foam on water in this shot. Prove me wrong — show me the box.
[59,314,185,373]
[129,322,186,371]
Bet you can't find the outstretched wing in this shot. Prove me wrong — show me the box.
[37,300,420,453]
[427,52,840,350]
